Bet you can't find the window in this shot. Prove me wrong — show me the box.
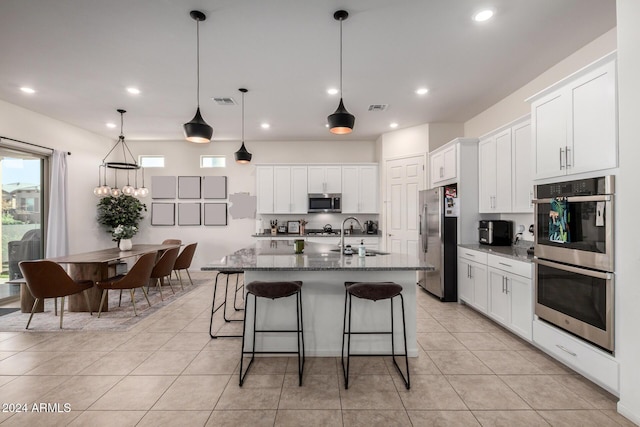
[139,155,165,168]
[0,147,45,303]
[201,155,226,168]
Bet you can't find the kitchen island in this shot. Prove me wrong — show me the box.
[202,241,434,357]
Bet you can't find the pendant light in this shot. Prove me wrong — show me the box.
[327,10,355,135]
[94,109,142,198]
[183,10,213,143]
[234,88,252,164]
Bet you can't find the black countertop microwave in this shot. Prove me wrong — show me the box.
[308,193,341,213]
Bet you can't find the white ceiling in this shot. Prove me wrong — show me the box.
[0,0,616,144]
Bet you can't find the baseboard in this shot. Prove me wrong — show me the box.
[617,402,640,426]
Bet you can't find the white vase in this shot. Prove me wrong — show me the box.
[119,238,133,251]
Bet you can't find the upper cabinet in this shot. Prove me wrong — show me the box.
[257,165,308,214]
[478,116,532,213]
[308,165,342,194]
[430,144,457,186]
[342,164,378,213]
[528,52,617,180]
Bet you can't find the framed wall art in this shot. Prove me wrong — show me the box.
[151,203,175,226]
[202,176,227,199]
[151,176,176,199]
[178,203,201,226]
[203,203,227,226]
[178,176,201,199]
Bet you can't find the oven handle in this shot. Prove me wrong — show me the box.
[532,195,611,204]
[534,258,613,280]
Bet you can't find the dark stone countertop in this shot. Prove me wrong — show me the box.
[202,241,434,272]
[458,242,534,263]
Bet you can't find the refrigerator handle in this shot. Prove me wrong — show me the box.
[421,205,428,252]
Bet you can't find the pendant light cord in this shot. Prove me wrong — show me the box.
[339,17,343,96]
[241,91,245,142]
[196,18,201,107]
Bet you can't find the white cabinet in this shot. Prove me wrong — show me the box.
[457,249,488,314]
[487,255,533,341]
[511,120,533,212]
[478,117,532,213]
[479,129,512,212]
[528,53,617,180]
[256,165,308,214]
[308,165,342,194]
[256,166,275,213]
[342,165,378,213]
[430,144,457,186]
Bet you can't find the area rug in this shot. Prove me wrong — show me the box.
[0,275,211,332]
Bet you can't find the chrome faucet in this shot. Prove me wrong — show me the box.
[340,216,363,253]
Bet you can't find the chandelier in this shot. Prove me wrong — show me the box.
[93,109,148,198]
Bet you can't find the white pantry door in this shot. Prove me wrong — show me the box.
[385,156,425,256]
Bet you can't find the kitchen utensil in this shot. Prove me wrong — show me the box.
[323,224,333,233]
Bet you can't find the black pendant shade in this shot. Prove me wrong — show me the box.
[184,10,213,143]
[235,142,252,163]
[328,98,355,135]
[183,107,213,143]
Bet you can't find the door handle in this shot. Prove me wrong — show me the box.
[468,265,472,279]
[505,277,509,294]
[560,147,565,169]
[566,146,572,168]
[440,166,444,178]
[502,276,505,293]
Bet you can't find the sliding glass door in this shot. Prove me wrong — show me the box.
[0,147,45,304]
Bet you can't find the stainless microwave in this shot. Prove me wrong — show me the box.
[308,193,341,213]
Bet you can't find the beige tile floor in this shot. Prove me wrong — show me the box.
[0,272,635,426]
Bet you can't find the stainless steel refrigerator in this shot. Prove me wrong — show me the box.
[418,185,458,302]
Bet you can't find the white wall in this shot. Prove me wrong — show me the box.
[464,28,617,137]
[615,0,640,422]
[0,99,113,254]
[428,123,464,152]
[132,139,376,269]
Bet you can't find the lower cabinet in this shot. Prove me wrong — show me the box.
[458,247,533,342]
[458,249,488,314]
[487,265,533,341]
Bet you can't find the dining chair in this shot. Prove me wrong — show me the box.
[162,239,182,245]
[19,260,94,329]
[96,252,157,317]
[172,243,197,290]
[149,247,180,301]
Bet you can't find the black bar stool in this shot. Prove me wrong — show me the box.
[342,281,410,390]
[239,280,305,387]
[209,269,244,339]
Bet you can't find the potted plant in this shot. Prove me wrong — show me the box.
[97,195,146,249]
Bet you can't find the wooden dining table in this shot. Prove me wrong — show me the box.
[46,243,179,312]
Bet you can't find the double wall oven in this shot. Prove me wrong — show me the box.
[533,176,614,352]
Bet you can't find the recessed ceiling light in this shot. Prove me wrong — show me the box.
[390,122,399,128]
[325,123,330,128]
[473,9,494,22]
[327,88,339,95]
[126,87,141,95]
[106,122,117,128]
[415,87,429,95]
[261,123,270,129]
[20,87,36,94]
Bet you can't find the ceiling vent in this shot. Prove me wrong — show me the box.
[368,104,388,112]
[212,97,237,106]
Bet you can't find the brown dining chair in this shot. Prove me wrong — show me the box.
[96,252,157,317]
[162,239,182,245]
[172,243,197,290]
[149,247,180,301]
[19,260,94,329]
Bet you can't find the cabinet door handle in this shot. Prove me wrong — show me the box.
[440,166,444,178]
[502,276,506,293]
[566,146,572,168]
[556,344,577,357]
[529,190,534,208]
[560,147,565,169]
[505,277,509,294]
[469,265,472,279]
[465,252,475,257]
[498,262,512,268]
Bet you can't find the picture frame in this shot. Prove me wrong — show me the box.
[203,203,228,226]
[151,203,175,226]
[178,203,201,226]
[178,176,201,199]
[202,176,227,199]
[287,220,300,234]
[151,176,176,199]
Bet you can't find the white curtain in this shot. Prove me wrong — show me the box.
[46,150,68,257]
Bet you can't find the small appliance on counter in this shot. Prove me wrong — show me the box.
[363,220,378,234]
[478,220,513,246]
